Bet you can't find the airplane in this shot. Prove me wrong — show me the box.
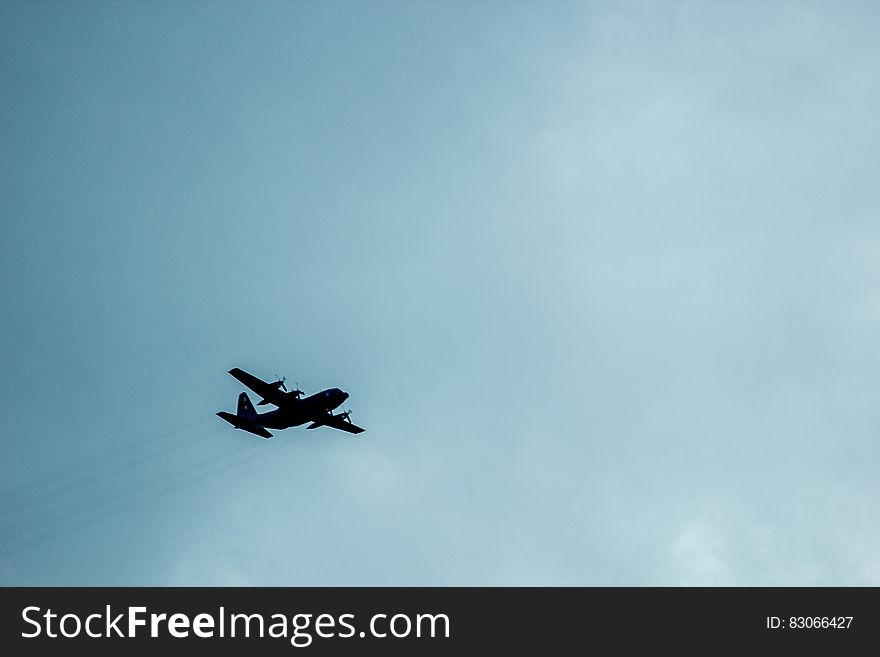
[216,367,365,439]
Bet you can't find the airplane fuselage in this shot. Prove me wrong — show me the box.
[252,388,348,430]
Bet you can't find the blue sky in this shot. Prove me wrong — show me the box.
[2,0,879,585]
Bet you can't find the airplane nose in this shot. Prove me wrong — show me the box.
[341,391,349,401]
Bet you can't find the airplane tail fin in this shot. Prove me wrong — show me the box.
[237,392,257,419]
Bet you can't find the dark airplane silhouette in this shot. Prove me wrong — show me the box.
[217,368,365,439]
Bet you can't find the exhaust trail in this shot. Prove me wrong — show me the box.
[0,428,305,559]
[2,417,219,518]
[2,423,239,536]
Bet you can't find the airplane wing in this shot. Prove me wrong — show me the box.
[216,411,273,439]
[228,368,287,407]
[307,413,365,435]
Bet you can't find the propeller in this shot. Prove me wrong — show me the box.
[273,374,288,392]
[291,381,305,399]
[338,409,352,423]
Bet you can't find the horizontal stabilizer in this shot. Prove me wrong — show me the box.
[216,412,273,439]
